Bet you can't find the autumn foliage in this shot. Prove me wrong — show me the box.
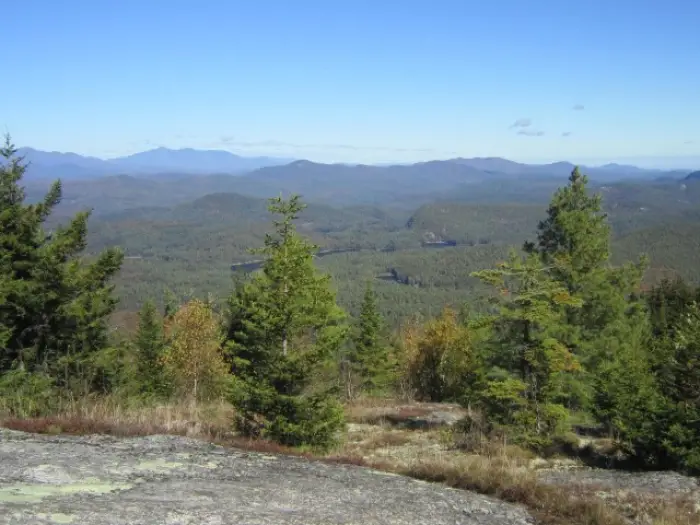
[399,307,477,402]
[162,299,229,402]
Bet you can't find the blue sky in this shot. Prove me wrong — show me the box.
[2,0,699,167]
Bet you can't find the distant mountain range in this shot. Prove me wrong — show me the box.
[23,158,698,218]
[19,147,687,180]
[433,157,683,179]
[16,147,295,179]
[16,146,697,212]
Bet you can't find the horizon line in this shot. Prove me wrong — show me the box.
[15,144,699,172]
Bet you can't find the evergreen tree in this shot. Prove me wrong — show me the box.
[133,299,168,397]
[646,277,700,338]
[524,167,611,286]
[523,166,649,411]
[643,278,700,403]
[346,281,391,397]
[661,303,700,471]
[0,135,123,385]
[471,251,582,443]
[225,195,347,449]
[618,281,700,472]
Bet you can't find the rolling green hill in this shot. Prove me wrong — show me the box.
[44,168,698,327]
[407,202,544,246]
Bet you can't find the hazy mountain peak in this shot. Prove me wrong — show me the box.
[16,146,295,179]
[14,146,690,191]
[289,159,318,167]
[18,147,104,163]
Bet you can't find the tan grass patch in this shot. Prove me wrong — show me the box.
[1,397,234,441]
[354,429,414,451]
[597,490,700,525]
[392,456,625,525]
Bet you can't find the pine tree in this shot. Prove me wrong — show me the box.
[646,277,700,338]
[618,284,700,472]
[643,278,700,402]
[661,303,700,471]
[225,195,347,449]
[523,166,649,412]
[346,281,391,397]
[524,167,611,285]
[0,135,123,385]
[133,299,168,397]
[471,251,583,443]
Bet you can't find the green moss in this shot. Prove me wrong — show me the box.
[134,458,185,472]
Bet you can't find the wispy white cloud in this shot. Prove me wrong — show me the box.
[517,130,545,137]
[509,118,533,128]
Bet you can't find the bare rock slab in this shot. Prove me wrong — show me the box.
[0,429,534,525]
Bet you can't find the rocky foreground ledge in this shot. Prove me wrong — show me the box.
[0,428,534,525]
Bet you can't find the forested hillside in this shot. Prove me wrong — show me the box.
[5,135,700,525]
[614,222,700,286]
[4,137,700,481]
[64,173,700,323]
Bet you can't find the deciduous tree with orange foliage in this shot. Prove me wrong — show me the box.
[399,307,480,403]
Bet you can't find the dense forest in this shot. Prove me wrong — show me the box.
[78,170,700,325]
[3,133,700,473]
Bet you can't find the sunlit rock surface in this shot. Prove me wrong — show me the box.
[0,429,534,525]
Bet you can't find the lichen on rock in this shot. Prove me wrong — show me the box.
[0,428,535,524]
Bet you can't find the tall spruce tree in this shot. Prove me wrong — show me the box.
[472,251,582,443]
[524,167,611,285]
[523,167,649,412]
[616,279,700,471]
[346,281,391,397]
[659,303,700,471]
[225,195,347,449]
[133,299,168,397]
[0,135,123,384]
[646,277,700,338]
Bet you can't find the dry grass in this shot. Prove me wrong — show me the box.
[358,429,414,450]
[1,397,235,441]
[600,490,700,525]
[394,457,626,525]
[1,399,697,525]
